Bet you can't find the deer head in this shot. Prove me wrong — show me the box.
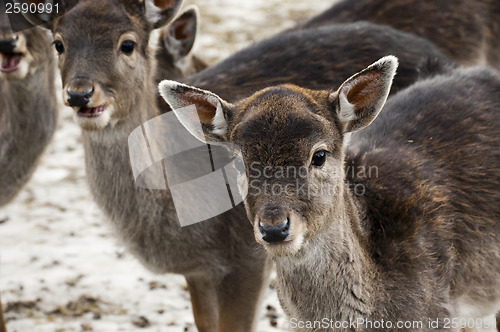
[160,56,398,256]
[22,0,183,130]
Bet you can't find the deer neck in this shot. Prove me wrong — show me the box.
[80,71,169,217]
[274,184,379,323]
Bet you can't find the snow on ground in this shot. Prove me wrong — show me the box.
[0,1,334,331]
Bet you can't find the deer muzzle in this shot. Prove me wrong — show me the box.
[0,36,17,53]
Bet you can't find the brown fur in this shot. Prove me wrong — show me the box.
[155,6,207,111]
[296,0,500,68]
[0,8,57,206]
[297,3,500,326]
[162,60,500,331]
[155,6,206,81]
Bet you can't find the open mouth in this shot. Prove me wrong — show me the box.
[262,237,301,257]
[0,52,23,73]
[77,105,106,118]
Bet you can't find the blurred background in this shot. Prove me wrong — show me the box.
[0,0,334,331]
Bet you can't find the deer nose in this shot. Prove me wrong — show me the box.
[0,36,17,53]
[259,218,290,243]
[66,80,94,107]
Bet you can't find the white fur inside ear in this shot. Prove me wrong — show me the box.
[338,85,356,124]
[207,95,228,136]
[145,0,162,24]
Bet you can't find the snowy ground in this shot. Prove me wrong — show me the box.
[0,1,334,331]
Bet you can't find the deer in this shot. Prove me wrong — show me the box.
[161,56,500,331]
[18,0,464,328]
[295,0,500,69]
[0,4,57,207]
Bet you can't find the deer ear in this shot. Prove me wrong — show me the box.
[330,55,398,133]
[12,0,76,30]
[159,80,233,144]
[145,0,184,29]
[162,6,198,62]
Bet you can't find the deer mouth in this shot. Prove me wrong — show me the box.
[0,52,23,73]
[78,106,106,118]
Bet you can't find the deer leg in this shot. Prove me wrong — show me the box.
[186,276,219,332]
[216,257,273,332]
[0,294,6,332]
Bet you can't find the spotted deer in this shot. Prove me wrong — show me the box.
[161,57,500,331]
[0,5,57,206]
[296,0,500,69]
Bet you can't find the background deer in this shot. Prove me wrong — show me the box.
[0,5,57,206]
[295,0,500,69]
[155,5,206,83]
[161,57,500,331]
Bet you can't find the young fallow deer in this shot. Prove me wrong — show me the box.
[296,0,500,69]
[20,0,459,326]
[161,57,500,331]
[0,4,57,206]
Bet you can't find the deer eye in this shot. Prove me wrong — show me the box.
[311,150,327,167]
[120,40,136,55]
[53,40,65,54]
